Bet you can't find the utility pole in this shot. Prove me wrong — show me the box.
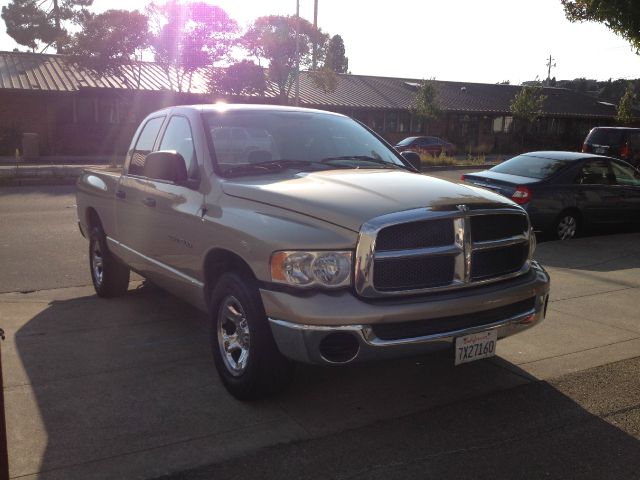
[312,0,318,70]
[546,54,556,86]
[294,0,300,106]
[52,0,62,54]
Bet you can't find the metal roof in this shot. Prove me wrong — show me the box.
[0,50,618,118]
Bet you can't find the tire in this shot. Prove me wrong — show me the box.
[210,272,294,400]
[552,211,580,240]
[89,226,130,297]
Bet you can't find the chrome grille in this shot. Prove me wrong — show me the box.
[354,207,531,297]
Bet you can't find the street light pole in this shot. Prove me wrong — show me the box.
[294,0,300,106]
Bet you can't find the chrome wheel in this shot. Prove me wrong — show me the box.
[557,215,577,240]
[217,295,250,377]
[91,241,104,286]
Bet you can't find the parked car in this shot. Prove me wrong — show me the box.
[461,151,640,240]
[76,105,549,399]
[395,136,457,156]
[582,127,640,167]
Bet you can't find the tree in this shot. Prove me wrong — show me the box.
[616,83,635,125]
[243,15,327,102]
[213,60,266,97]
[68,10,149,88]
[1,0,92,53]
[510,85,547,147]
[149,1,238,93]
[325,34,348,74]
[413,79,441,121]
[561,0,640,53]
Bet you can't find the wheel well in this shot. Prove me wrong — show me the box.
[557,207,583,224]
[86,208,102,231]
[203,249,256,305]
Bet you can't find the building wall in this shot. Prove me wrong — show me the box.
[0,89,205,156]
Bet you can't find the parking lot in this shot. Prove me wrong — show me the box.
[1,182,640,479]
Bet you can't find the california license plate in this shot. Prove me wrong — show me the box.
[454,330,497,365]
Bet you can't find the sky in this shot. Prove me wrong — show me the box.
[1,0,639,85]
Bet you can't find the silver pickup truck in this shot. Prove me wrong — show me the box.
[76,104,550,399]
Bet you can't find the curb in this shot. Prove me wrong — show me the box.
[0,165,119,187]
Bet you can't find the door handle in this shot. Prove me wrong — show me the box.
[115,189,126,199]
[142,197,156,207]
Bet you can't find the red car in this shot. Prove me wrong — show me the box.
[395,136,457,156]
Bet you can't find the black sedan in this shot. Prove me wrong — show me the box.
[461,151,640,240]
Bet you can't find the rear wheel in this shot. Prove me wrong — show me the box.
[552,211,580,240]
[89,226,130,297]
[210,272,294,400]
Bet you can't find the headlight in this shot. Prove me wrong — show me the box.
[270,251,352,288]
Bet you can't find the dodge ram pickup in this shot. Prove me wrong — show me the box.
[76,104,550,399]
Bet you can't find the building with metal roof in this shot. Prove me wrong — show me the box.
[0,50,621,157]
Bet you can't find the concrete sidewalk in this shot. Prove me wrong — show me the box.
[1,233,639,479]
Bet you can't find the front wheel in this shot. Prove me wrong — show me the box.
[210,272,294,400]
[552,211,580,240]
[89,226,130,297]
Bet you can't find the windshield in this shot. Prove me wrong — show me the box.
[203,110,406,176]
[396,137,417,146]
[490,154,571,179]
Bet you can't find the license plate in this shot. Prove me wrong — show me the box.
[595,146,606,154]
[454,330,497,365]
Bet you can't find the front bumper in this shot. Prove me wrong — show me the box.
[262,261,550,365]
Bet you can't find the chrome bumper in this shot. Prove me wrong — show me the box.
[266,263,550,365]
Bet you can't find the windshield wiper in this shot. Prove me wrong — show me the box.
[221,159,351,177]
[320,155,407,169]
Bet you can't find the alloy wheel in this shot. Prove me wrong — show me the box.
[217,295,251,377]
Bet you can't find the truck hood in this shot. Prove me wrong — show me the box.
[222,169,517,232]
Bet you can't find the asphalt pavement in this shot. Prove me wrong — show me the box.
[1,181,639,480]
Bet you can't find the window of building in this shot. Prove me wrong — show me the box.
[503,116,513,133]
[99,99,117,124]
[128,116,165,176]
[398,112,410,133]
[75,97,95,124]
[384,112,398,133]
[411,116,423,133]
[492,117,503,133]
[371,112,384,133]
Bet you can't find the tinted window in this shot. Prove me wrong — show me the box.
[611,161,640,186]
[159,116,198,179]
[574,160,612,185]
[490,154,571,179]
[129,116,164,176]
[586,129,626,146]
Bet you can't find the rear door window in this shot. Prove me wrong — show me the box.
[128,116,165,176]
[574,159,612,185]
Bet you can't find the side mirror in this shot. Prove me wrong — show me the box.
[401,150,422,171]
[143,151,188,183]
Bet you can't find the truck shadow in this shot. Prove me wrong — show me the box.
[7,285,640,479]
